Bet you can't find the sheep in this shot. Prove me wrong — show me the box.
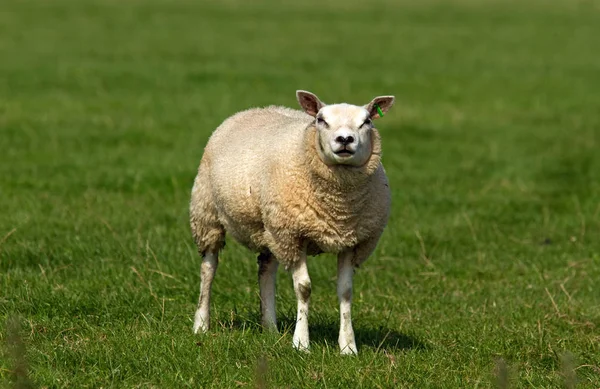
[190,90,394,354]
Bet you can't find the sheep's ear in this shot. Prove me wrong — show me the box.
[365,96,395,119]
[296,90,325,117]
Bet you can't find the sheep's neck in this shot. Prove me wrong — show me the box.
[303,125,383,192]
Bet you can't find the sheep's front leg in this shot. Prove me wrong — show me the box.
[258,252,279,331]
[193,251,218,333]
[291,257,311,352]
[337,251,357,355]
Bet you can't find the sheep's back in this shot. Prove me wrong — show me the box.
[205,105,311,177]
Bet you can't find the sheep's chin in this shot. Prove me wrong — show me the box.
[331,153,362,166]
[316,139,370,167]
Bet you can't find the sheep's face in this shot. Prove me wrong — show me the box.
[315,104,374,167]
[296,90,395,167]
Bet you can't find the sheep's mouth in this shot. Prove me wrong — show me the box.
[334,149,355,157]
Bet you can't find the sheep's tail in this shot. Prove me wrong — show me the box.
[190,160,226,255]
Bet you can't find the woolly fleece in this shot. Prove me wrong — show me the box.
[190,105,391,267]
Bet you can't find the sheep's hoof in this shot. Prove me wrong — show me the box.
[261,321,278,333]
[292,337,310,353]
[339,343,358,355]
[192,322,208,334]
[193,311,209,334]
[293,343,311,353]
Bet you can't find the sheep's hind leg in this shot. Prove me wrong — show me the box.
[258,252,279,331]
[190,164,224,334]
[193,251,218,333]
[337,251,357,355]
[291,256,311,352]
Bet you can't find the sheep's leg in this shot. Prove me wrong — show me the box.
[258,252,279,331]
[193,251,218,333]
[291,257,311,352]
[337,251,357,355]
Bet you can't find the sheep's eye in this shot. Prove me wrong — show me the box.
[361,118,372,127]
[317,117,328,126]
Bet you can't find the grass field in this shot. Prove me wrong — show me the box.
[1,0,600,387]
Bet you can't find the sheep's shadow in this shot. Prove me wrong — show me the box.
[280,317,426,352]
[226,313,426,352]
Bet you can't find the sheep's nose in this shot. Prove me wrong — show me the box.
[335,135,355,146]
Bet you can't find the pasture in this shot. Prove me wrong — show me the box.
[1,0,599,387]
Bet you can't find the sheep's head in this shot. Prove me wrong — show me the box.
[296,90,394,167]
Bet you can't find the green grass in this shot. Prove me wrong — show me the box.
[1,0,600,387]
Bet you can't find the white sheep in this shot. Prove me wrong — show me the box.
[190,90,394,354]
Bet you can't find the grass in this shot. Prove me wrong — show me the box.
[1,0,599,387]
